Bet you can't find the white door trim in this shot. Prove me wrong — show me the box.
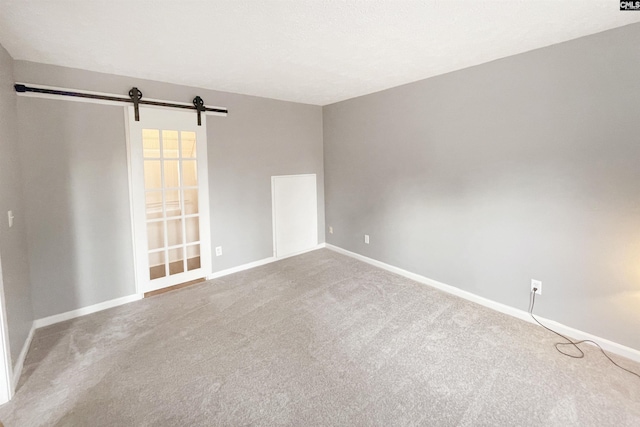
[0,254,14,404]
[126,106,212,294]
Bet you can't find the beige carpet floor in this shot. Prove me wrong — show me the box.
[1,248,639,426]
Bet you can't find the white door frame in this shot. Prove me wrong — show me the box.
[0,254,14,404]
[125,106,212,294]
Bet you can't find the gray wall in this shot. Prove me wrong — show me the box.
[17,99,136,318]
[14,62,324,319]
[0,44,34,364]
[323,23,640,351]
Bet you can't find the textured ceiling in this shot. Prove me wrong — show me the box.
[0,1,638,105]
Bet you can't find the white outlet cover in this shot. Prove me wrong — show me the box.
[531,279,542,295]
[364,234,370,244]
[215,246,222,256]
[329,226,333,234]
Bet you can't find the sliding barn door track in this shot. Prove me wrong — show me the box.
[14,84,227,126]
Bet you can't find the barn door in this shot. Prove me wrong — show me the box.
[127,107,211,293]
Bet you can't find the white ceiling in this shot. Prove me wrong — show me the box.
[0,1,638,105]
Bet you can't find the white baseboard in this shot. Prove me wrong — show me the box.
[11,322,35,391]
[325,243,640,363]
[206,243,326,280]
[207,257,276,280]
[276,243,326,261]
[33,294,143,330]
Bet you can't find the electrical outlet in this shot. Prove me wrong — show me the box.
[215,246,223,256]
[7,211,14,228]
[531,279,542,295]
[329,226,333,234]
[364,234,370,244]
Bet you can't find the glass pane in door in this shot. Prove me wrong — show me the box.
[182,160,197,187]
[144,161,162,189]
[183,189,199,214]
[145,191,163,220]
[143,129,161,158]
[181,131,197,158]
[165,189,181,218]
[147,222,164,250]
[162,130,179,158]
[168,247,185,275]
[149,251,166,279]
[187,245,201,271]
[185,217,199,243]
[164,160,180,188]
[167,219,183,247]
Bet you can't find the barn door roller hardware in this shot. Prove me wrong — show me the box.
[193,96,205,126]
[14,84,227,125]
[129,87,143,121]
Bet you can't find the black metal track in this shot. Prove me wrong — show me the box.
[14,84,228,115]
